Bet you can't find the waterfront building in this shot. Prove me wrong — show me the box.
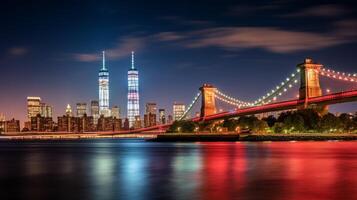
[159,109,166,124]
[111,106,120,119]
[79,114,95,132]
[127,51,140,127]
[0,118,20,133]
[30,114,53,132]
[97,116,121,131]
[99,51,110,117]
[0,113,5,122]
[76,103,87,117]
[57,115,79,132]
[123,118,129,130]
[27,97,41,121]
[173,103,185,121]
[90,100,100,124]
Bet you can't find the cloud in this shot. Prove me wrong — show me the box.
[285,4,347,18]
[153,24,357,53]
[182,27,344,53]
[8,47,28,56]
[73,36,145,62]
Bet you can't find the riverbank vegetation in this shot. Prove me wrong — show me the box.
[168,109,357,134]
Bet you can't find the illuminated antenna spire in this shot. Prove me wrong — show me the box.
[102,51,106,70]
[131,51,135,69]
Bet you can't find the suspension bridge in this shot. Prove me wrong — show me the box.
[110,58,357,134]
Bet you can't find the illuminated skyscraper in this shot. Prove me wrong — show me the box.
[99,51,110,117]
[76,103,87,117]
[173,103,185,121]
[90,100,99,124]
[27,97,41,121]
[111,106,120,119]
[127,51,139,127]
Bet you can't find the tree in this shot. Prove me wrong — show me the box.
[273,122,284,133]
[167,120,197,133]
[283,113,305,133]
[339,113,354,132]
[222,118,239,131]
[297,109,321,131]
[320,113,342,133]
[252,120,269,134]
[263,115,277,127]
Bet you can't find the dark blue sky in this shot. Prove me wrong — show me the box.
[1,0,357,123]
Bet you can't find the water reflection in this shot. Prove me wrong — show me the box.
[0,140,356,200]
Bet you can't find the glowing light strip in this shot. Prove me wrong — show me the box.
[179,92,201,120]
[320,68,357,83]
[215,90,252,105]
[254,69,300,105]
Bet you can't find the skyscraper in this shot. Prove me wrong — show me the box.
[99,51,110,117]
[40,103,53,118]
[159,109,166,124]
[76,103,87,117]
[127,51,139,127]
[173,103,185,121]
[90,100,99,124]
[111,106,120,119]
[65,104,72,116]
[27,97,41,121]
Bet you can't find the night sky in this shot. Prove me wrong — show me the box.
[1,0,357,123]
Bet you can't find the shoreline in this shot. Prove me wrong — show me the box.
[1,132,357,141]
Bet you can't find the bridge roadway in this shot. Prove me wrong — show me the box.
[101,89,357,134]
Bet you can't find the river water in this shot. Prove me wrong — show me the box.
[0,139,356,200]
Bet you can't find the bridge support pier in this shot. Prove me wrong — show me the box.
[200,84,217,118]
[297,58,328,115]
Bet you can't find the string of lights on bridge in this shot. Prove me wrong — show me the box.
[254,69,300,105]
[179,92,201,120]
[319,68,357,83]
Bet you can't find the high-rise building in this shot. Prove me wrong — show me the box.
[146,103,157,115]
[99,51,110,117]
[27,97,41,121]
[167,115,173,124]
[134,115,141,129]
[159,109,166,124]
[40,103,53,118]
[127,51,140,128]
[65,104,72,116]
[91,100,100,124]
[76,103,87,117]
[144,103,157,127]
[173,103,185,121]
[111,106,120,119]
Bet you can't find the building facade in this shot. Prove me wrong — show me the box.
[99,51,110,117]
[91,100,100,124]
[173,103,186,121]
[76,103,87,117]
[159,109,166,124]
[127,51,140,128]
[111,106,120,119]
[27,97,41,121]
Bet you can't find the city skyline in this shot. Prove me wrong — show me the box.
[1,0,357,124]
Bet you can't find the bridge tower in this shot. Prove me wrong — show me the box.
[200,84,217,118]
[297,58,327,114]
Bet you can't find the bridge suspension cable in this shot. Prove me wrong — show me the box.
[253,69,301,105]
[179,92,201,120]
[215,90,253,108]
[319,67,357,83]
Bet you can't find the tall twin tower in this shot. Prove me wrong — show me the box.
[98,51,140,127]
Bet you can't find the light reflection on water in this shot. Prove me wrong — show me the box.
[0,140,356,200]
